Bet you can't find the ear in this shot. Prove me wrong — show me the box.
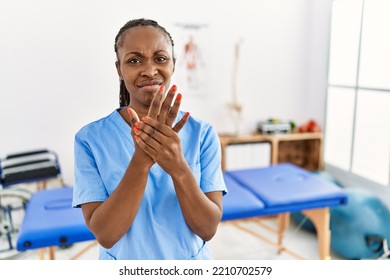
[115,61,123,80]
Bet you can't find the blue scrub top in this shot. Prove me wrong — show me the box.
[73,109,227,260]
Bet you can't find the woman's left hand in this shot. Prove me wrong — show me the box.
[133,85,190,174]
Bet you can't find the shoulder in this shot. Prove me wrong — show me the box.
[75,109,119,140]
[178,111,219,144]
[179,111,212,131]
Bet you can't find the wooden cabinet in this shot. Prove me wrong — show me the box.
[219,132,323,171]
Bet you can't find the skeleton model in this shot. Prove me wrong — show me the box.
[226,38,244,134]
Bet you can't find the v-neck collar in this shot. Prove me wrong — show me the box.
[113,107,133,143]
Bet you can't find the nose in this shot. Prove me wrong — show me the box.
[141,59,158,77]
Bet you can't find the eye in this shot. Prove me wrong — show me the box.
[127,58,140,64]
[155,56,168,63]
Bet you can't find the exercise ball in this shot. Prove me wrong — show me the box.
[291,170,344,232]
[330,188,390,259]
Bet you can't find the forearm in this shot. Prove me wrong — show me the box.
[85,153,152,248]
[171,163,223,241]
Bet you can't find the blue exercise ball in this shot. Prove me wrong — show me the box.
[291,171,344,232]
[291,212,316,232]
[330,188,390,259]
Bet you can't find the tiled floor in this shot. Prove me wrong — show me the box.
[6,215,345,260]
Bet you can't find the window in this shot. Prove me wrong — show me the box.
[325,0,390,187]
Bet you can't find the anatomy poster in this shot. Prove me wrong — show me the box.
[170,22,212,96]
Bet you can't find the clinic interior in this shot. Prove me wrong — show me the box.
[1,0,389,260]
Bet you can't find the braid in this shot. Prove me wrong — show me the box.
[115,18,175,107]
[119,80,130,107]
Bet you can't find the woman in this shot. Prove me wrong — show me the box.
[73,18,227,260]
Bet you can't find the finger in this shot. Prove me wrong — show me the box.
[142,116,172,137]
[136,123,163,144]
[165,93,182,127]
[173,112,190,133]
[158,84,177,122]
[134,134,158,158]
[147,85,164,119]
[127,107,140,129]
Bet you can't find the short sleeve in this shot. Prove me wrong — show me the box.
[199,125,227,195]
[72,133,109,207]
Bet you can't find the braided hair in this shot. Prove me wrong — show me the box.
[114,18,175,107]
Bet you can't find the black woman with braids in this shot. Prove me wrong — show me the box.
[72,18,227,260]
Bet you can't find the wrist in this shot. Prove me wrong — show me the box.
[170,161,192,185]
[132,150,154,171]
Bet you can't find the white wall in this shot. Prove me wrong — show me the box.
[0,0,332,185]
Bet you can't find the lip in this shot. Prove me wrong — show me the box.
[137,79,163,88]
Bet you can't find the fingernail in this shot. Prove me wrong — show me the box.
[134,127,140,133]
[176,93,182,101]
[135,135,140,141]
[159,85,164,91]
[171,84,177,91]
[127,108,133,116]
[135,121,141,128]
[185,112,190,118]
[142,116,148,122]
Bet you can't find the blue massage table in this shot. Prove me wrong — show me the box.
[16,186,95,259]
[222,163,348,259]
[16,163,347,260]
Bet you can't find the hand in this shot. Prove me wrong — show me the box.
[127,107,155,168]
[146,84,183,128]
[133,85,190,174]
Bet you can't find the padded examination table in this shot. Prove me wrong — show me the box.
[222,163,348,259]
[16,187,95,259]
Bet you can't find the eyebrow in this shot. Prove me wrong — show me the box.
[124,51,142,57]
[124,50,169,57]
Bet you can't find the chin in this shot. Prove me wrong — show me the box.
[143,97,154,107]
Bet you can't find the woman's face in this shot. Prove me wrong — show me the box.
[116,26,175,113]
